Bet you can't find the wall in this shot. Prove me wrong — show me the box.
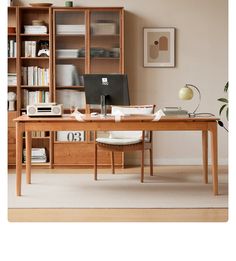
[18,0,228,165]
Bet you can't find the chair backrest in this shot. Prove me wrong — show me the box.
[110,105,155,140]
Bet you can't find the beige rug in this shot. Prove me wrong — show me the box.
[8,167,228,208]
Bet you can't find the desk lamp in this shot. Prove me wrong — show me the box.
[178,84,201,117]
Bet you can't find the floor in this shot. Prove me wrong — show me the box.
[8,165,228,222]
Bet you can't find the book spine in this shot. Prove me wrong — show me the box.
[10,40,14,57]
[31,41,36,57]
[14,41,17,57]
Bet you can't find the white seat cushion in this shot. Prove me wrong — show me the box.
[96,137,142,145]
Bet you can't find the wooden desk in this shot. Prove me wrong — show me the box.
[14,114,219,196]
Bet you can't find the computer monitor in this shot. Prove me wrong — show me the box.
[83,74,130,115]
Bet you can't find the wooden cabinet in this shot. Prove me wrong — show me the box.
[8,6,124,168]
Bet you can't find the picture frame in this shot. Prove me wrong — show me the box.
[143,27,175,67]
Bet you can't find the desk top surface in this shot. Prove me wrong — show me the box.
[14,114,219,122]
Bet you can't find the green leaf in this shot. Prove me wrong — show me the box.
[217,98,228,103]
[224,82,228,92]
[226,108,228,121]
[219,104,227,115]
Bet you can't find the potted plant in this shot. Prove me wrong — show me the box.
[217,82,228,132]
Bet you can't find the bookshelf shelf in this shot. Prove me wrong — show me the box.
[20,57,49,60]
[23,137,50,140]
[21,85,49,88]
[20,34,49,37]
[8,33,16,36]
[56,85,84,89]
[56,57,85,60]
[56,34,85,37]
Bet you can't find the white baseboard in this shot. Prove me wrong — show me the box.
[125,158,228,166]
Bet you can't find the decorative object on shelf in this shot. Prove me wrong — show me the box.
[32,20,45,26]
[91,21,117,35]
[144,27,175,67]
[65,1,73,7]
[8,92,16,111]
[37,40,49,57]
[29,3,53,7]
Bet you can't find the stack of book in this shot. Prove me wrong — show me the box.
[23,148,47,163]
[23,90,50,107]
[56,49,80,58]
[8,40,17,57]
[163,107,188,116]
[23,41,37,57]
[22,66,49,86]
[8,73,17,85]
[31,131,47,138]
[24,25,47,34]
[56,24,85,35]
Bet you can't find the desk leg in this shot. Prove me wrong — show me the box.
[26,131,32,184]
[94,131,97,180]
[209,122,218,195]
[16,122,23,196]
[202,130,208,184]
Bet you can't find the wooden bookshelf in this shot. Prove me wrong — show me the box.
[8,6,124,168]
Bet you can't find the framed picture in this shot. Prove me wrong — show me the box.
[144,27,175,67]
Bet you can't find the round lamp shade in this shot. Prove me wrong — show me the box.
[179,86,193,100]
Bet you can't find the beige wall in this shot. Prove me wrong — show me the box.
[18,0,228,164]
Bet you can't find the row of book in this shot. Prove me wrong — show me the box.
[22,66,49,86]
[8,73,17,85]
[23,148,47,163]
[31,131,48,138]
[8,40,17,58]
[22,41,37,57]
[22,90,50,107]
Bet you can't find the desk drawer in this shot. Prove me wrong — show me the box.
[8,144,16,164]
[54,143,122,166]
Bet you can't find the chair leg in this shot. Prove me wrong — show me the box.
[150,148,153,176]
[94,143,98,181]
[141,149,144,183]
[111,152,115,174]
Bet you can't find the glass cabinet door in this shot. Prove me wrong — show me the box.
[54,10,86,112]
[90,10,121,74]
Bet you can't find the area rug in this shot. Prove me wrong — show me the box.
[8,167,228,209]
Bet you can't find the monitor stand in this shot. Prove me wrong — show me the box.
[100,95,107,116]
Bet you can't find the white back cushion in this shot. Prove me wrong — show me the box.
[110,105,154,139]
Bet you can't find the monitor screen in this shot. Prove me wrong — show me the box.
[83,74,130,106]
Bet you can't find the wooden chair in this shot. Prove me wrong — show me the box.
[94,105,155,182]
